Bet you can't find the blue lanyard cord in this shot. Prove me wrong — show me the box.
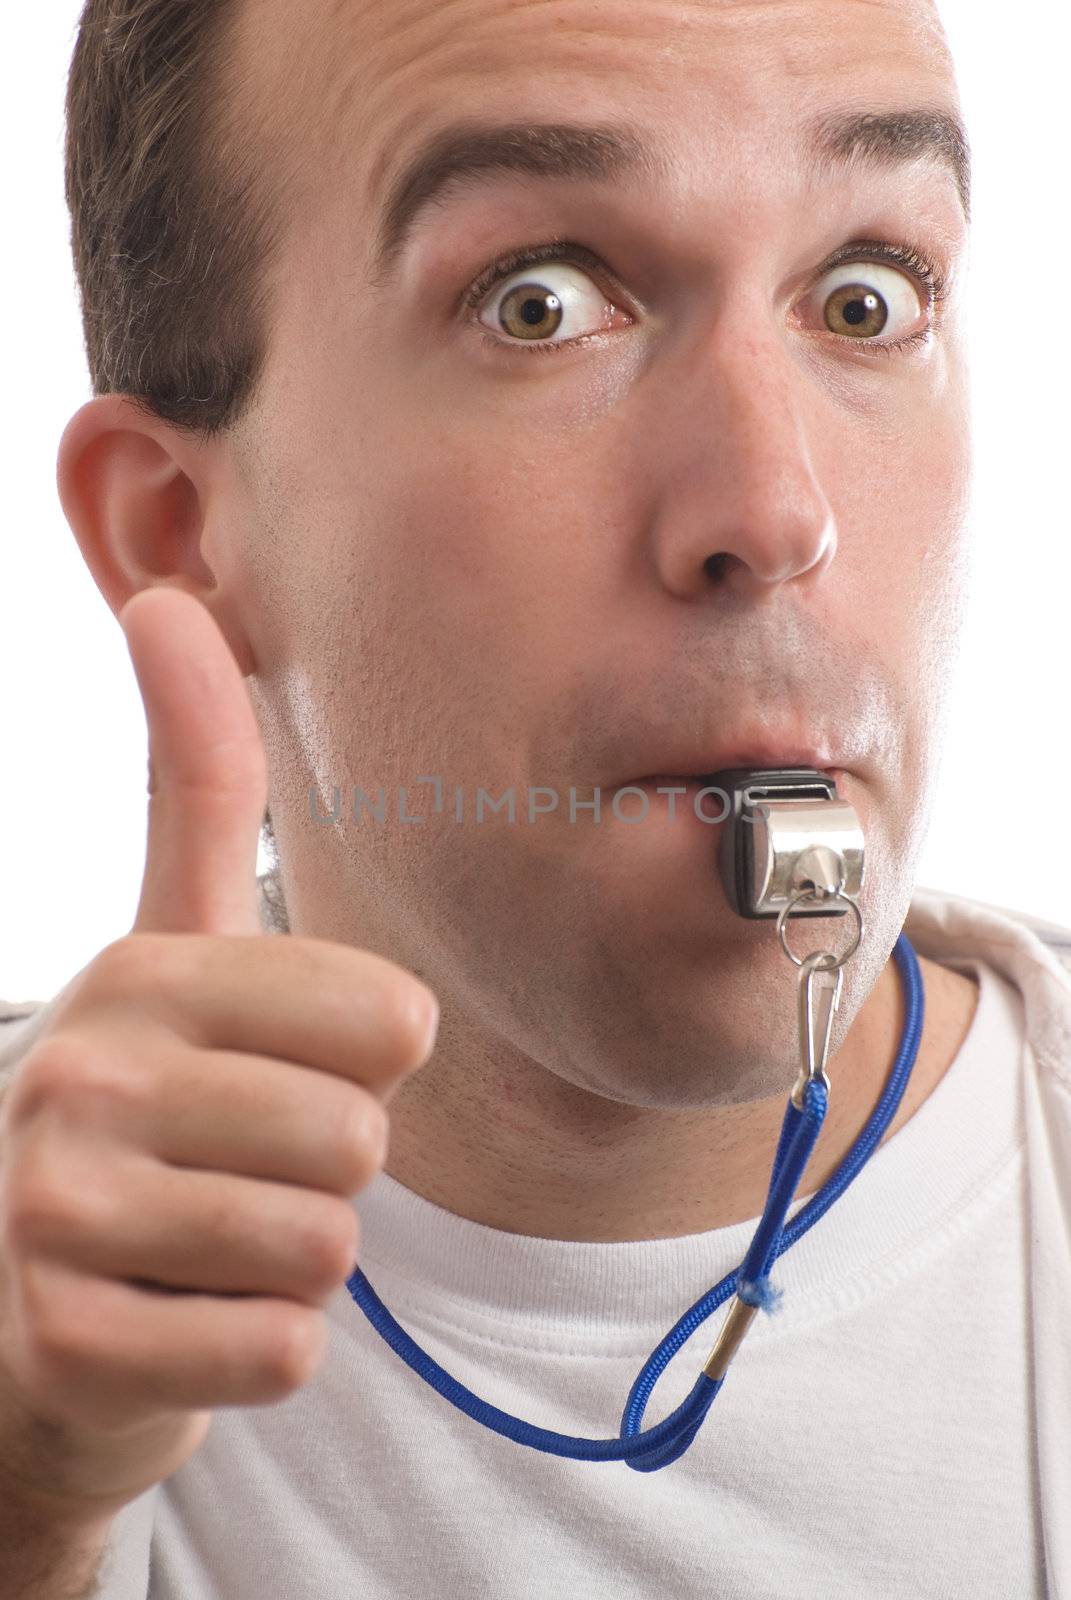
[346,931,924,1470]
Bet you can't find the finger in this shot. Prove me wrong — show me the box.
[28,1157,363,1308]
[120,587,267,938]
[118,1047,389,1198]
[82,933,439,1105]
[17,1262,330,1423]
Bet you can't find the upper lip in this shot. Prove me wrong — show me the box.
[629,742,847,781]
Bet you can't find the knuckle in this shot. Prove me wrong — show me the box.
[87,932,197,1005]
[10,1034,133,1131]
[9,1034,93,1121]
[90,933,168,992]
[18,1263,87,1378]
[5,1152,113,1257]
[4,1171,60,1253]
[4,1140,79,1253]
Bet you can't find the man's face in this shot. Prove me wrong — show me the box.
[223,0,970,1106]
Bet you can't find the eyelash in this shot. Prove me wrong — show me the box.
[462,238,950,359]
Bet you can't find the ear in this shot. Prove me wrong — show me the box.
[56,393,257,678]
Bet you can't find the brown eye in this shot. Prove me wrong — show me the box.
[824,281,889,338]
[497,282,565,341]
[477,262,620,347]
[814,261,925,346]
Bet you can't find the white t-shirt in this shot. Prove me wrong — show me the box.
[1,884,1069,1599]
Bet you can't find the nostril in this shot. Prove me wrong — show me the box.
[704,552,732,582]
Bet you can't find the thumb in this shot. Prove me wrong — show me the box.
[121,587,268,937]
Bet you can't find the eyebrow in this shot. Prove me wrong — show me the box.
[369,107,970,285]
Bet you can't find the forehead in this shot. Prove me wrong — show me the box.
[236,0,962,266]
[243,0,956,151]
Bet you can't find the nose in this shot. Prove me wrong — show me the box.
[647,331,837,600]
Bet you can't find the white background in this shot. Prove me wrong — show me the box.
[2,4,1068,999]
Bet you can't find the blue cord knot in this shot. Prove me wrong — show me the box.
[737,1274,785,1314]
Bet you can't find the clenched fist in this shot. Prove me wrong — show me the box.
[0,587,439,1524]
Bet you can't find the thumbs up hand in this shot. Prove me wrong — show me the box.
[0,587,439,1523]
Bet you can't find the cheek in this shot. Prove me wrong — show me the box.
[365,430,614,682]
[834,376,971,648]
[874,422,971,823]
[893,406,972,674]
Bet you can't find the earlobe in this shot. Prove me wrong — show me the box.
[56,393,258,678]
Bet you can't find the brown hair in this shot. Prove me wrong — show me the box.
[63,0,284,440]
[65,0,283,862]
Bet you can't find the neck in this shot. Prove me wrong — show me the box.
[382,953,979,1242]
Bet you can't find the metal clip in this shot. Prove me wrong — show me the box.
[791,951,843,1111]
[702,1295,760,1382]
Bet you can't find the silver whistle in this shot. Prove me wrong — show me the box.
[708,767,865,920]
